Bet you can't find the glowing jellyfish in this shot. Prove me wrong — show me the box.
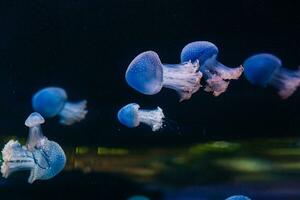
[117,103,165,132]
[225,195,251,200]
[181,41,244,96]
[126,51,202,101]
[32,87,88,125]
[127,195,150,200]
[243,53,300,99]
[1,112,66,183]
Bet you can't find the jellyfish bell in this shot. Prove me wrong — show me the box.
[243,53,300,99]
[117,103,165,132]
[181,41,243,96]
[117,103,140,128]
[32,87,67,117]
[25,112,45,127]
[225,195,251,200]
[126,51,163,95]
[1,113,66,183]
[181,41,219,66]
[126,51,202,101]
[32,87,88,125]
[243,53,282,86]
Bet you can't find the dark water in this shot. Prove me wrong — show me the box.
[0,0,299,199]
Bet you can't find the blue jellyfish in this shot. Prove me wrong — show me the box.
[117,103,165,132]
[126,51,202,101]
[225,195,251,200]
[127,195,150,200]
[181,41,244,96]
[1,112,66,183]
[32,87,88,125]
[243,53,300,99]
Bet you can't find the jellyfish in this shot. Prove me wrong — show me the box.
[1,112,66,183]
[125,51,202,101]
[181,41,244,96]
[243,53,300,99]
[117,103,165,132]
[32,87,88,125]
[225,195,251,200]
[127,195,150,200]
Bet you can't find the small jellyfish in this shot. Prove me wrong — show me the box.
[1,112,66,183]
[243,53,300,99]
[126,51,202,101]
[181,41,244,96]
[117,103,165,132]
[225,195,251,200]
[127,195,150,200]
[32,87,88,125]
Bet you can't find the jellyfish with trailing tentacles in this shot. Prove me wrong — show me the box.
[126,51,202,101]
[225,195,251,200]
[181,41,244,96]
[32,87,88,125]
[117,103,165,132]
[1,112,66,183]
[243,53,300,99]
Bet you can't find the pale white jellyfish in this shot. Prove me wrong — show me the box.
[1,112,66,183]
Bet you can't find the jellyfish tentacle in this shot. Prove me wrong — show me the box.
[59,100,88,125]
[212,62,244,80]
[204,55,244,80]
[162,60,202,101]
[1,140,35,178]
[201,69,230,96]
[269,66,300,99]
[26,126,45,151]
[138,107,165,131]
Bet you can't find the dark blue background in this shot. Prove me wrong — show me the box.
[0,1,299,199]
[0,0,299,146]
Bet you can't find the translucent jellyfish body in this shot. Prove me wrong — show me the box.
[1,112,66,183]
[126,51,202,101]
[32,87,88,125]
[127,195,150,200]
[243,53,300,99]
[181,41,244,96]
[225,195,251,200]
[117,103,165,132]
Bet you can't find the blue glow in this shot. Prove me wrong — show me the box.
[126,51,163,95]
[117,103,140,128]
[181,41,219,65]
[32,87,67,117]
[32,87,88,125]
[225,195,251,200]
[243,53,281,86]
